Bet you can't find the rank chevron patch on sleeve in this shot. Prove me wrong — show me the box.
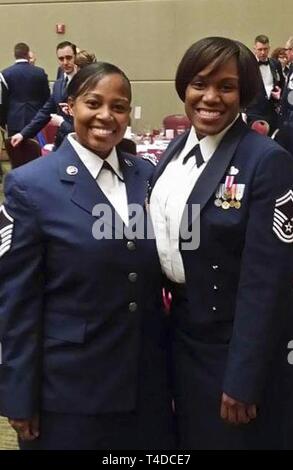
[0,205,14,257]
[273,189,293,244]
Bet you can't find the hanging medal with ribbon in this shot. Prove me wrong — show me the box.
[234,184,245,209]
[222,175,234,209]
[214,184,224,207]
[229,184,236,207]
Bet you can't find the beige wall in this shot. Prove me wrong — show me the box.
[0,0,292,131]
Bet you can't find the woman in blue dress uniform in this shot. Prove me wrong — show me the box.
[150,37,293,449]
[0,63,174,450]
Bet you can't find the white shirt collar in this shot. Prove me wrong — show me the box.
[180,113,240,163]
[67,133,124,181]
[15,59,29,63]
[64,72,75,83]
[0,72,8,94]
[257,58,269,64]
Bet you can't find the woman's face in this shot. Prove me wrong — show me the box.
[69,74,131,158]
[184,57,240,138]
[278,55,288,68]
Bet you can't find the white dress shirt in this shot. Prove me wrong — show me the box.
[68,134,129,225]
[63,71,75,86]
[0,73,8,104]
[150,117,239,283]
[258,61,274,98]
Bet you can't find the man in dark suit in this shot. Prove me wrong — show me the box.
[10,41,77,149]
[0,42,50,136]
[274,37,293,155]
[280,36,293,127]
[246,34,284,135]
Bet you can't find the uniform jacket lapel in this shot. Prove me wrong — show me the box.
[57,139,105,216]
[151,132,190,187]
[181,118,249,236]
[58,141,148,232]
[117,150,147,207]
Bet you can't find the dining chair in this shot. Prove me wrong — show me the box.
[5,138,41,169]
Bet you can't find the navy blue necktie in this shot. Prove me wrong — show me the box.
[62,76,69,95]
[183,143,204,167]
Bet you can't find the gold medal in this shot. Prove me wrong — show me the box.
[235,184,245,207]
[224,175,234,201]
[222,200,230,209]
[229,184,236,208]
[214,198,222,207]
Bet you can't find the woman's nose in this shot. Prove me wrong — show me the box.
[202,87,220,103]
[96,106,112,120]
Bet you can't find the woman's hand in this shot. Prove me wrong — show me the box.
[220,392,257,425]
[8,415,39,441]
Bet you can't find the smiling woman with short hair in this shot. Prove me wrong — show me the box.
[0,62,174,450]
[150,36,293,450]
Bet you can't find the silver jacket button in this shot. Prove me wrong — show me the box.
[129,302,138,312]
[127,241,136,251]
[128,272,138,282]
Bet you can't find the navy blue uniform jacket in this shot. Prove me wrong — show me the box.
[0,140,168,420]
[0,62,50,134]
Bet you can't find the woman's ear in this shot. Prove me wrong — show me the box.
[67,97,75,117]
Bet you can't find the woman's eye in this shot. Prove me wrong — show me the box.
[86,101,98,107]
[221,84,237,92]
[113,104,129,113]
[192,81,205,90]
